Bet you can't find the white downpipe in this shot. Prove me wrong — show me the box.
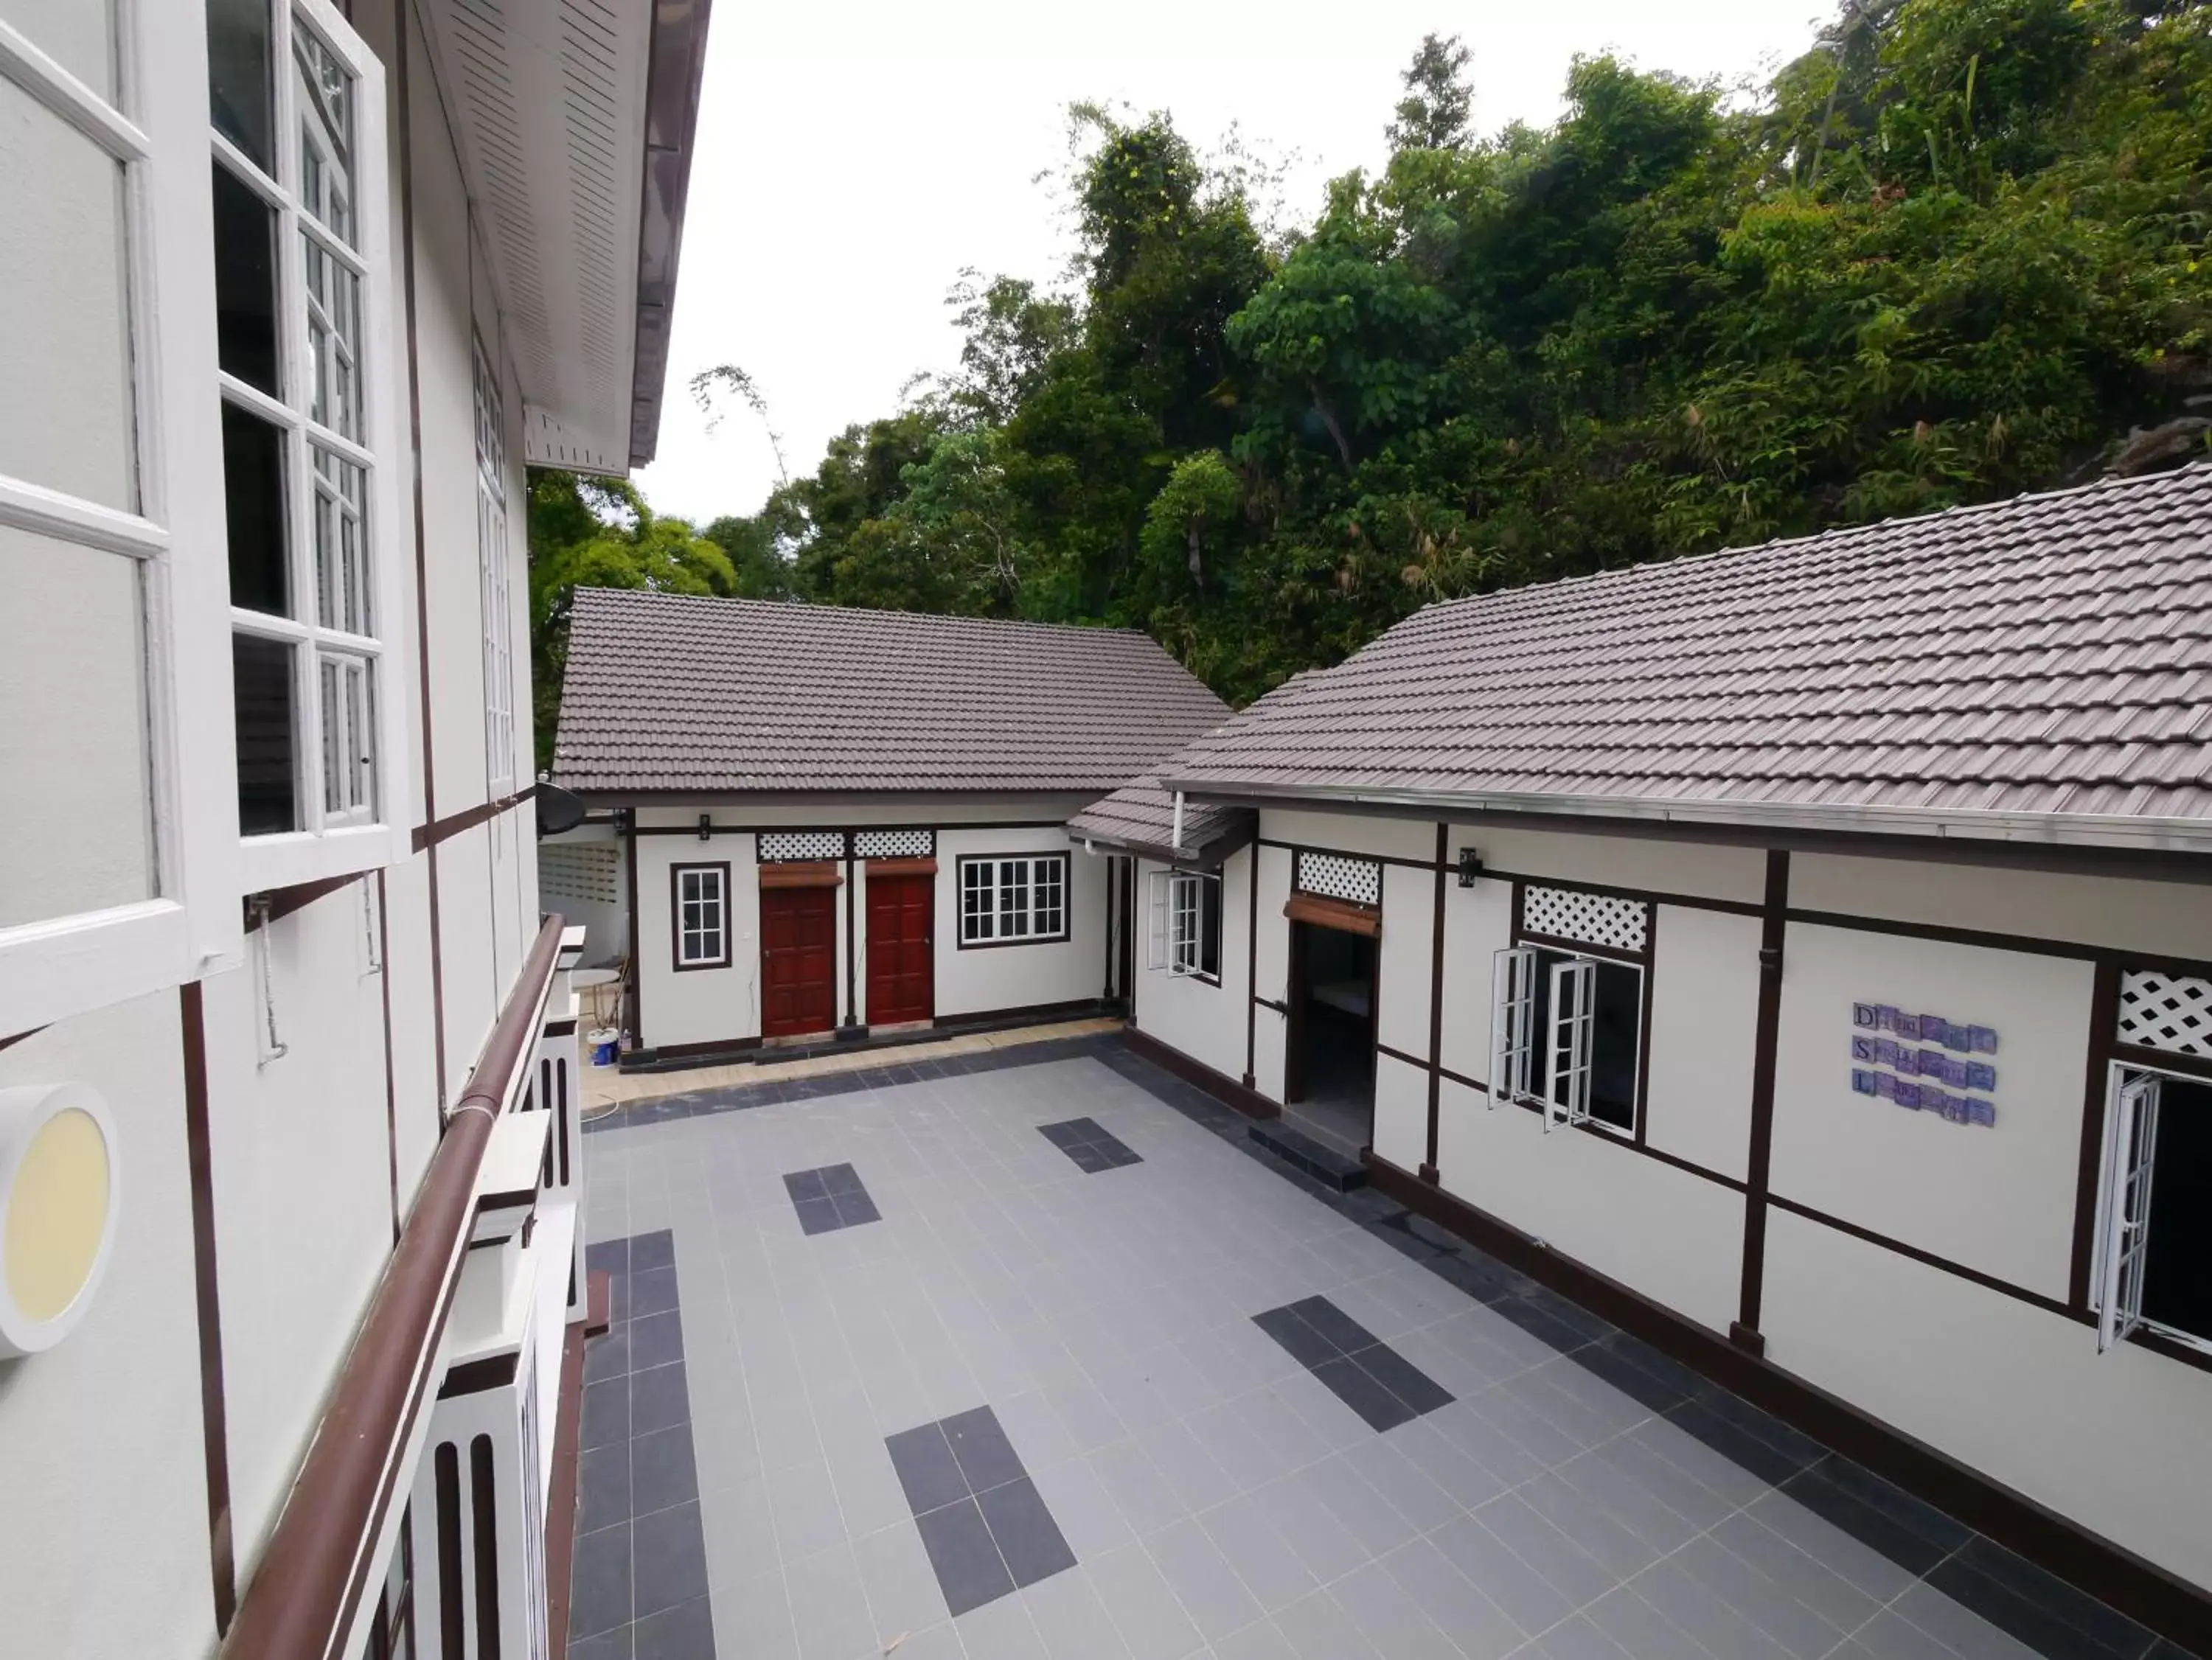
[1171,791,1186,854]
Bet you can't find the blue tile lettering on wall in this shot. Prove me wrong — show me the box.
[1252,1295,1456,1431]
[1848,1004,1997,1127]
[888,1406,1075,1614]
[573,1231,715,1659]
[782,1162,883,1232]
[1037,1115,1143,1172]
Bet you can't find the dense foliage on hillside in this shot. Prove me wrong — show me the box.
[532,0,2212,764]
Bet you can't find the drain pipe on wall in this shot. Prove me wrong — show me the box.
[1171,791,1186,854]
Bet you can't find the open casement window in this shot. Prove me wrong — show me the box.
[214,0,408,890]
[1148,870,1222,980]
[1486,946,1641,1134]
[0,0,243,1025]
[959,854,1069,946]
[2096,1073,2160,1354]
[474,338,515,791]
[2092,1065,2212,1355]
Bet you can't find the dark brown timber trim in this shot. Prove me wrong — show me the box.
[623,810,642,1048]
[183,983,237,1636]
[378,871,400,1244]
[1786,907,2104,963]
[1765,1194,2071,1317]
[844,843,858,1027]
[470,1436,500,1659]
[0,1025,46,1053]
[1244,845,1262,1089]
[243,872,363,931]
[436,1352,520,1400]
[219,917,564,1660]
[667,861,732,973]
[1362,1154,2212,1657]
[629,815,1074,834]
[1422,824,1447,1182]
[543,1317,587,1660]
[2070,960,2122,1314]
[1284,893,1380,938]
[410,787,537,854]
[1125,1025,1279,1122]
[394,10,447,1112]
[1735,849,1790,1353]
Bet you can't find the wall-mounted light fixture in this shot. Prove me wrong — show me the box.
[1457,846,1486,887]
[698,813,712,841]
[0,1082,120,1358]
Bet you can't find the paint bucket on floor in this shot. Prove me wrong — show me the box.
[587,1028,619,1067]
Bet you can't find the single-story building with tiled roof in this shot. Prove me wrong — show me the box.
[1088,462,2212,1640]
[545,590,1228,1061]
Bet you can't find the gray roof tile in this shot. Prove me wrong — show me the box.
[553,590,1230,796]
[1165,466,2212,826]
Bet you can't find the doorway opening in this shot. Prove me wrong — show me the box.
[760,882,838,1039]
[1286,919,1379,1158]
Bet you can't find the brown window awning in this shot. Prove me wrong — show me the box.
[865,857,938,878]
[1285,893,1380,938]
[759,859,843,889]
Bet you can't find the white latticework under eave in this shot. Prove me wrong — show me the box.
[2118,970,2212,1059]
[1296,852,1381,907]
[855,829,934,859]
[757,831,846,862]
[1523,885,1649,955]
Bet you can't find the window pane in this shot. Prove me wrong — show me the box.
[207,0,274,170]
[0,529,153,927]
[0,78,134,512]
[2142,1075,2212,1344]
[312,446,368,632]
[223,402,289,615]
[1530,949,1639,1129]
[303,234,364,440]
[234,632,298,835]
[293,20,355,245]
[212,163,281,395]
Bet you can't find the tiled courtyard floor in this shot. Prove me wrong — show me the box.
[570,1036,2183,1660]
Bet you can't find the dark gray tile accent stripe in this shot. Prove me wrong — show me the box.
[886,1405,1075,1615]
[1253,1295,1455,1431]
[782,1162,882,1234]
[1091,1039,2169,1660]
[1037,1116,1143,1173]
[572,1230,715,1659]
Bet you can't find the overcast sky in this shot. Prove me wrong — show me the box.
[633,1,1830,526]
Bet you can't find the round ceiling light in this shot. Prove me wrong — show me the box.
[0,1083,120,1358]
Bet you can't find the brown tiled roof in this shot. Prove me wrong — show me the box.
[1166,466,2212,839]
[552,590,1231,795]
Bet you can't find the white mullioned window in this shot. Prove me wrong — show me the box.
[474,336,514,789]
[672,864,728,969]
[1488,945,1642,1135]
[1147,868,1222,981]
[0,0,251,1026]
[959,854,1069,946]
[2092,1061,2212,1356]
[212,0,407,890]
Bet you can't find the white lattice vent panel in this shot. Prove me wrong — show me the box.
[855,830,934,859]
[1296,852,1381,908]
[2118,971,2212,1059]
[540,843,619,904]
[758,831,846,863]
[1524,886,1649,954]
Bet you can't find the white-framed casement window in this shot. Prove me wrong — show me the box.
[1490,945,1643,1134]
[0,0,244,1028]
[2091,1061,2212,1356]
[958,854,1069,946]
[670,862,728,970]
[473,335,515,791]
[1147,869,1222,983]
[212,0,408,891]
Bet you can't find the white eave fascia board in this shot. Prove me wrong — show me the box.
[1155,776,2212,859]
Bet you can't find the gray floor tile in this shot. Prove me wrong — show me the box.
[1376,1537,1525,1660]
[1429,1510,1580,1638]
[785,1543,881,1660]
[887,1422,970,1516]
[979,1475,1079,1588]
[1024,1565,1139,1660]
[1514,1471,1663,1583]
[633,1502,711,1620]
[1254,1467,1371,1585]
[700,1475,777,1586]
[944,1404,1029,1496]
[1197,1493,1318,1614]
[1338,1434,1465,1535]
[571,1521,633,1639]
[1329,1559,1468,1660]
[583,1375,630,1451]
[1627,1555,1795,1660]
[1093,1439,1189,1537]
[1890,1580,2053,1660]
[633,1423,701,1517]
[1671,1530,1849,1658]
[1088,1541,1207,1660]
[1032,1446,1138,1559]
[582,1442,633,1534]
[713,1567,801,1660]
[1708,1509,1886,1636]
[768,1455,849,1563]
[1582,1582,1734,1660]
[1147,1516,1266,1643]
[569,1627,634,1660]
[632,1361,692,1435]
[1471,1490,1619,1609]
[958,1588,1050,1660]
[632,1593,715,1660]
[917,1496,1017,1617]
[1525,1611,1635,1660]
[851,1514,951,1642]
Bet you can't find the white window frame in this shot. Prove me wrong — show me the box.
[671,863,728,970]
[2091,1062,2208,1358]
[958,854,1070,946]
[1147,868,1221,981]
[474,335,515,791]
[0,2,248,1029]
[1486,944,1639,1137]
[216,0,411,893]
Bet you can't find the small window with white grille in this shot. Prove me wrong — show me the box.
[1489,944,1641,1134]
[2117,971,2212,1060]
[758,830,846,863]
[671,863,728,969]
[1523,885,1649,955]
[2092,1063,2212,1356]
[1295,851,1380,908]
[855,829,934,859]
[959,854,1068,946]
[1147,870,1222,983]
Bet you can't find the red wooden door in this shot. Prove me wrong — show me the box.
[866,870,935,1025]
[760,885,837,1038]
